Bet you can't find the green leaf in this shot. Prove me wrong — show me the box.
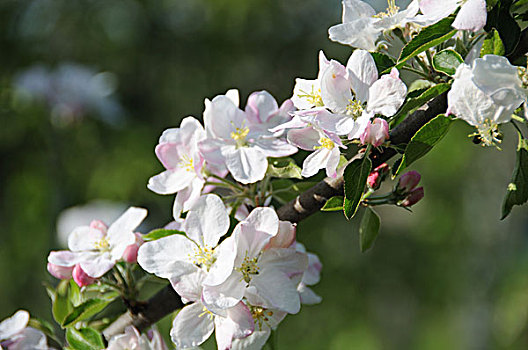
[343,156,372,219]
[321,196,344,212]
[395,114,452,175]
[396,17,457,68]
[62,297,117,327]
[359,207,380,252]
[66,327,104,350]
[480,29,506,57]
[485,0,521,54]
[52,280,73,326]
[391,83,451,127]
[371,52,395,73]
[267,157,302,179]
[501,133,528,219]
[432,49,463,76]
[143,228,184,241]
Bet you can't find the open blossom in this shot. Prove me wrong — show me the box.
[199,89,297,184]
[447,55,526,146]
[137,194,230,284]
[328,0,419,51]
[107,326,167,350]
[0,310,50,350]
[147,117,207,216]
[414,0,487,32]
[202,207,308,314]
[48,207,147,279]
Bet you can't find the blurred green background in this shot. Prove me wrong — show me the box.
[1,0,528,349]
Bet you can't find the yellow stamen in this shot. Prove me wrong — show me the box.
[94,237,110,251]
[346,99,364,118]
[314,137,335,150]
[198,305,214,320]
[469,118,502,149]
[179,154,194,172]
[298,87,324,107]
[373,0,399,18]
[189,246,216,271]
[250,305,274,331]
[235,253,260,283]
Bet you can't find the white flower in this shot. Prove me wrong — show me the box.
[414,0,487,32]
[0,310,49,350]
[107,326,167,350]
[137,194,230,284]
[328,0,419,51]
[199,90,297,184]
[447,55,526,146]
[48,207,147,278]
[202,207,308,314]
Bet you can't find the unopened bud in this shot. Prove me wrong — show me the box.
[122,233,144,263]
[400,187,424,207]
[72,264,96,287]
[360,118,389,147]
[367,163,389,190]
[47,263,74,280]
[397,170,421,193]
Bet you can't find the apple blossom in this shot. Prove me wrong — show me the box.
[200,89,297,184]
[414,0,487,32]
[48,207,147,279]
[360,117,389,147]
[0,310,50,350]
[107,326,166,350]
[46,263,73,280]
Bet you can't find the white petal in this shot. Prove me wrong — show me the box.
[303,252,323,286]
[203,236,237,286]
[320,60,352,113]
[202,273,246,310]
[137,234,197,279]
[222,146,268,184]
[147,168,196,195]
[67,225,104,252]
[204,95,246,139]
[235,222,275,259]
[342,0,376,22]
[172,268,206,303]
[47,250,87,267]
[266,221,296,249]
[0,310,29,340]
[170,303,214,349]
[346,49,378,102]
[9,327,48,350]
[325,147,341,178]
[367,70,407,117]
[301,148,331,178]
[328,18,380,51]
[298,284,322,305]
[250,269,301,314]
[214,302,254,350]
[453,0,487,32]
[231,330,271,350]
[79,253,115,278]
[245,90,279,124]
[226,89,240,107]
[183,194,229,248]
[291,78,320,110]
[243,207,279,237]
[107,207,147,239]
[418,0,459,24]
[173,177,205,218]
[259,248,308,276]
[348,111,373,139]
[253,137,298,158]
[287,126,321,151]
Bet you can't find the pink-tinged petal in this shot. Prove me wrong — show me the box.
[9,327,47,350]
[72,264,96,287]
[328,18,380,51]
[346,49,378,102]
[298,284,322,305]
[243,207,279,238]
[303,252,322,286]
[90,220,108,233]
[204,95,246,139]
[252,138,298,158]
[311,109,355,135]
[418,0,458,24]
[325,146,341,178]
[214,302,254,350]
[287,126,321,151]
[154,143,184,170]
[259,249,308,276]
[367,71,407,117]
[47,250,86,267]
[245,91,279,124]
[222,146,268,185]
[360,118,389,147]
[235,223,275,260]
[137,234,196,279]
[203,236,237,286]
[172,268,206,303]
[0,310,29,340]
[68,225,105,252]
[269,115,307,133]
[231,330,271,350]
[320,60,352,113]
[250,269,301,314]
[147,168,196,195]
[266,99,295,131]
[266,221,296,249]
[301,148,331,178]
[198,138,227,170]
[183,194,229,248]
[202,273,246,310]
[348,111,372,139]
[453,0,486,32]
[47,263,74,280]
[173,177,205,218]
[79,253,115,278]
[170,303,214,349]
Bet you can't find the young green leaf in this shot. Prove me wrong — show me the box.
[359,207,380,252]
[371,52,395,74]
[501,133,528,219]
[321,196,344,212]
[343,156,372,219]
[480,29,505,57]
[396,17,456,68]
[66,327,104,350]
[52,280,73,326]
[143,229,185,241]
[432,49,463,76]
[267,157,302,179]
[395,114,452,175]
[391,83,450,127]
[62,297,118,328]
[485,0,521,55]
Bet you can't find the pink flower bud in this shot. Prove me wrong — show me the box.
[397,170,421,193]
[72,264,95,287]
[400,187,424,207]
[360,118,389,147]
[47,263,74,280]
[367,163,389,190]
[122,232,144,264]
[90,220,108,234]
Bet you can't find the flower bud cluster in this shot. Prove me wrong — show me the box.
[396,171,424,207]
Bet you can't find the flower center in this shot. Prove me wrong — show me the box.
[230,124,250,148]
[236,253,260,283]
[178,154,194,172]
[250,305,274,331]
[470,118,502,148]
[314,137,335,150]
[298,87,324,107]
[190,246,215,271]
[373,0,399,18]
[199,305,214,320]
[346,99,364,119]
[94,237,110,251]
